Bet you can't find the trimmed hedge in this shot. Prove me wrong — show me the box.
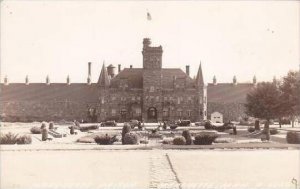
[123,133,139,145]
[248,127,256,133]
[94,134,117,145]
[286,131,300,144]
[262,128,279,135]
[30,126,42,134]
[173,136,186,145]
[122,123,132,144]
[194,133,218,145]
[182,130,192,145]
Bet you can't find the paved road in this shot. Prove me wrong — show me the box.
[1,150,299,189]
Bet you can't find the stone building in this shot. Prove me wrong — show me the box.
[0,38,259,123]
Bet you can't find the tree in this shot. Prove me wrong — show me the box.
[245,82,281,140]
[279,71,300,127]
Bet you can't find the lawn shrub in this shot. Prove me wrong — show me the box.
[215,126,226,132]
[123,133,139,145]
[122,123,132,144]
[41,128,48,141]
[286,131,300,144]
[148,133,163,139]
[16,135,32,144]
[30,126,42,134]
[194,133,218,145]
[140,139,149,144]
[0,132,19,144]
[182,130,192,145]
[204,121,213,130]
[262,128,279,135]
[0,133,32,145]
[49,122,54,130]
[170,125,178,130]
[79,125,99,132]
[173,136,186,145]
[247,127,256,133]
[94,134,117,145]
[41,122,47,129]
[162,138,174,144]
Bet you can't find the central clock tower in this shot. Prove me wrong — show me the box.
[142,38,163,122]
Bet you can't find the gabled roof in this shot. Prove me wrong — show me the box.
[207,83,254,103]
[196,63,204,86]
[0,83,99,102]
[98,63,110,87]
[110,68,194,89]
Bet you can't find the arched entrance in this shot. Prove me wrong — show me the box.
[147,107,157,122]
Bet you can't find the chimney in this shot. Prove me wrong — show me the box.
[88,62,91,77]
[253,75,257,85]
[213,75,217,85]
[46,75,50,85]
[4,75,8,85]
[233,75,237,85]
[173,76,177,88]
[118,64,121,73]
[186,65,190,76]
[87,75,91,85]
[130,65,133,69]
[67,75,70,85]
[25,75,29,85]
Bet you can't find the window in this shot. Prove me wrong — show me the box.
[164,96,168,101]
[187,110,192,117]
[137,96,141,101]
[156,96,160,102]
[150,86,155,92]
[177,109,183,117]
[111,96,116,101]
[177,97,181,104]
[101,97,105,104]
[132,96,135,101]
[163,108,169,117]
[188,96,192,104]
[111,109,116,116]
[135,108,141,116]
[121,97,126,101]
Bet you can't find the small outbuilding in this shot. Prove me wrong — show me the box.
[211,111,223,123]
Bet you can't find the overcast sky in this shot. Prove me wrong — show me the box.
[1,1,299,84]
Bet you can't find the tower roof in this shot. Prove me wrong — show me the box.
[98,63,110,87]
[196,63,204,86]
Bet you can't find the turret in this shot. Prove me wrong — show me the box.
[186,65,190,77]
[107,64,116,78]
[253,75,257,85]
[98,62,110,87]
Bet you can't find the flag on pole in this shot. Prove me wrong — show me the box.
[147,11,152,21]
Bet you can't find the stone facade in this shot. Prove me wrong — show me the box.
[1,38,256,123]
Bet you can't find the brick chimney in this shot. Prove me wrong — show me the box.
[130,65,133,69]
[186,65,190,76]
[118,64,121,73]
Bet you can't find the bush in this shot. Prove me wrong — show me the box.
[41,122,47,129]
[204,121,213,130]
[215,126,226,132]
[16,135,32,144]
[262,128,279,135]
[42,128,48,141]
[94,134,117,145]
[170,125,178,130]
[248,127,256,133]
[123,133,139,145]
[140,139,149,144]
[286,131,300,144]
[30,126,42,134]
[173,136,186,145]
[122,123,132,144]
[194,133,218,145]
[162,138,174,144]
[148,133,163,139]
[49,122,54,130]
[0,133,32,145]
[182,130,192,145]
[0,132,19,144]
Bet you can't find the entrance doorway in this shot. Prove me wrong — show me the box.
[147,107,157,122]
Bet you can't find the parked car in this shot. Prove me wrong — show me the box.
[176,120,191,126]
[101,120,117,127]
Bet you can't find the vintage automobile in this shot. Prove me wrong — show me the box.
[176,120,191,126]
[100,120,117,127]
